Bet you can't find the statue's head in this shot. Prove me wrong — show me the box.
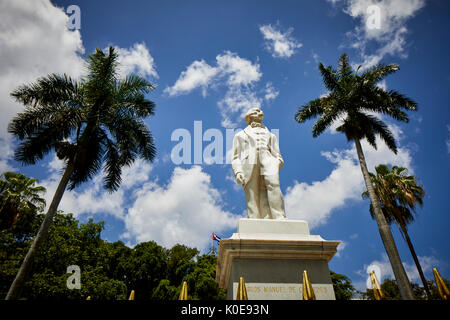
[244,107,264,125]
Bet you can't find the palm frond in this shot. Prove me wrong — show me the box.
[103,137,122,192]
[359,88,409,123]
[318,63,339,92]
[8,46,157,192]
[68,127,105,190]
[295,98,325,123]
[386,89,418,112]
[10,73,79,107]
[338,53,353,77]
[8,103,82,141]
[367,115,397,154]
[312,109,346,137]
[361,63,399,86]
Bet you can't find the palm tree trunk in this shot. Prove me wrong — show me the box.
[400,224,432,299]
[354,138,415,300]
[5,161,75,300]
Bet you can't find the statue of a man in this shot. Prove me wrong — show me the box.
[231,107,286,219]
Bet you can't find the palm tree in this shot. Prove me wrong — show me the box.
[362,164,431,298]
[0,172,46,229]
[295,53,418,299]
[6,46,157,299]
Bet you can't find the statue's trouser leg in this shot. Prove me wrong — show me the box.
[259,176,271,219]
[244,166,261,219]
[263,174,286,219]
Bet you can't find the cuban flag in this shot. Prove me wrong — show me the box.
[212,232,221,242]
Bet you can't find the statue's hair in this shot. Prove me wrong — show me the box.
[244,107,264,125]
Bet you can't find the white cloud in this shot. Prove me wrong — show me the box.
[164,59,218,97]
[165,51,271,127]
[114,42,158,79]
[356,253,443,291]
[218,87,262,127]
[284,124,413,228]
[259,24,303,58]
[332,0,426,69]
[284,149,363,228]
[0,136,15,173]
[335,241,348,257]
[42,157,242,252]
[123,166,241,250]
[312,52,320,64]
[0,0,85,144]
[264,82,279,101]
[0,0,160,182]
[165,51,262,97]
[376,79,387,90]
[216,51,262,86]
[41,156,153,220]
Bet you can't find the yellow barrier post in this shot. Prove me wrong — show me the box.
[433,268,449,300]
[236,277,248,300]
[302,270,316,300]
[370,270,385,300]
[179,281,188,300]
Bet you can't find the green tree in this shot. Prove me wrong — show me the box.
[184,254,226,300]
[152,279,178,300]
[330,271,355,300]
[0,172,46,230]
[166,244,199,286]
[295,53,418,299]
[425,278,450,300]
[6,46,157,299]
[123,241,168,300]
[1,191,225,300]
[360,277,449,300]
[1,209,128,300]
[102,240,132,284]
[362,164,431,298]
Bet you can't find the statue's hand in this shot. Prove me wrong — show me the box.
[279,159,283,170]
[236,173,245,185]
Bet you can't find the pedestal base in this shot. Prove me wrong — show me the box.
[215,219,340,300]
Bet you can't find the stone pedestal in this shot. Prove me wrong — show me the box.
[215,218,340,300]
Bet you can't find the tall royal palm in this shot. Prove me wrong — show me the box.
[6,47,156,299]
[295,53,418,299]
[363,164,431,298]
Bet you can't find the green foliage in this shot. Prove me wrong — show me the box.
[0,175,355,301]
[184,254,227,300]
[0,171,46,231]
[0,196,225,300]
[295,53,417,154]
[362,164,425,231]
[330,270,355,300]
[8,46,156,192]
[152,279,178,300]
[123,241,168,300]
[359,278,450,300]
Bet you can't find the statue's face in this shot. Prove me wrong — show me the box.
[247,108,264,123]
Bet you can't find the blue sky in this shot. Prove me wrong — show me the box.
[0,0,449,292]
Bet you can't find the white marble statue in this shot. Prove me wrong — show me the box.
[231,108,286,219]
